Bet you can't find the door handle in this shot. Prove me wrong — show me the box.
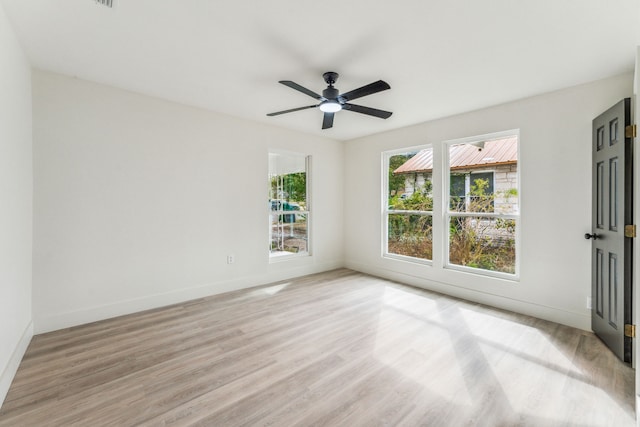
[585,233,600,240]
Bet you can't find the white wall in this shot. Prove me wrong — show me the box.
[344,73,633,331]
[0,3,33,406]
[32,70,344,333]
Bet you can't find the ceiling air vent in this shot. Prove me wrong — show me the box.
[94,0,114,8]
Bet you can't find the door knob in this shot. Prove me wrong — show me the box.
[585,233,599,240]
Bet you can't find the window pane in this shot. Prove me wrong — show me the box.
[269,154,306,206]
[449,216,516,274]
[270,212,308,255]
[388,148,433,209]
[388,214,433,260]
[448,137,518,215]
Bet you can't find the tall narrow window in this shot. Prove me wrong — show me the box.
[269,152,310,259]
[384,146,433,262]
[446,134,519,275]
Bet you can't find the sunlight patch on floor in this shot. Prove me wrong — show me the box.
[373,288,474,406]
[248,282,290,297]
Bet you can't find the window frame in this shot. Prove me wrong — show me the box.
[443,130,520,280]
[268,150,311,262]
[382,144,434,265]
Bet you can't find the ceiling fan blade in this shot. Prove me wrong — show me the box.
[279,81,324,100]
[267,105,317,116]
[343,103,392,119]
[340,80,390,102]
[322,112,335,129]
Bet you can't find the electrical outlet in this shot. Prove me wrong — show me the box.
[227,254,235,264]
[586,297,592,310]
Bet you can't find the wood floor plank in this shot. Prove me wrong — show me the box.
[0,269,635,426]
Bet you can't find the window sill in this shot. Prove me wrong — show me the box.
[444,263,519,282]
[269,251,310,263]
[383,253,433,266]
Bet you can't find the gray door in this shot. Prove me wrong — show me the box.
[590,98,633,363]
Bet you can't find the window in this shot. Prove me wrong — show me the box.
[269,152,310,259]
[384,146,434,262]
[382,131,519,279]
[446,134,519,275]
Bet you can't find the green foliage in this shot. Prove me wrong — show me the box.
[496,218,516,233]
[387,214,433,260]
[270,172,306,204]
[468,178,494,213]
[470,177,489,196]
[447,181,517,273]
[389,182,518,273]
[389,191,433,211]
[385,159,518,273]
[387,171,434,260]
[388,154,415,197]
[448,217,515,273]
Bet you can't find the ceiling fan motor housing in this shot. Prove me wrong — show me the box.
[323,86,339,100]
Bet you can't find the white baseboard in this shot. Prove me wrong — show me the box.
[346,261,591,331]
[0,321,33,409]
[34,260,344,334]
[34,259,589,334]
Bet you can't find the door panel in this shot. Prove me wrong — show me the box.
[591,98,632,363]
[609,157,618,231]
[608,252,618,326]
[597,162,604,228]
[596,248,603,317]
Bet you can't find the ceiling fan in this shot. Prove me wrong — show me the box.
[267,72,392,129]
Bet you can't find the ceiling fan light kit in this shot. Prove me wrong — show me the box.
[319,101,342,113]
[267,72,392,129]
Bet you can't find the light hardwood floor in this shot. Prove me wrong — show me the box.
[0,269,635,426]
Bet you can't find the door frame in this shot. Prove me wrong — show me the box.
[633,46,640,425]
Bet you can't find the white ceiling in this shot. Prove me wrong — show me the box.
[3,0,640,141]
